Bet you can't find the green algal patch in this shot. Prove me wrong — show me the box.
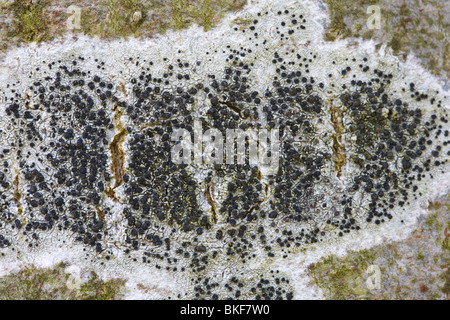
[170,0,186,30]
[324,0,375,41]
[426,206,443,232]
[0,263,125,300]
[7,0,53,43]
[441,213,450,297]
[77,271,126,300]
[417,252,425,261]
[441,267,450,298]
[98,0,148,38]
[169,0,247,32]
[308,249,377,300]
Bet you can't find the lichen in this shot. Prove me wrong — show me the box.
[99,0,148,38]
[7,0,52,43]
[441,268,450,298]
[0,0,248,53]
[308,249,377,300]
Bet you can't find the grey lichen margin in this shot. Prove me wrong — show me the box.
[0,0,448,300]
[0,262,126,300]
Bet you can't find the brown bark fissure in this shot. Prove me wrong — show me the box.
[104,187,121,203]
[219,100,242,114]
[106,106,128,202]
[95,206,106,223]
[13,173,23,216]
[219,100,250,120]
[329,100,346,178]
[205,184,218,224]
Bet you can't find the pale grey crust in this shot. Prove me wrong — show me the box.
[0,0,448,300]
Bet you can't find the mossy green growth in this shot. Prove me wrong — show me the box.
[232,16,253,26]
[388,32,405,55]
[0,0,248,51]
[443,233,450,252]
[98,0,148,38]
[308,249,377,300]
[0,263,125,300]
[441,217,450,297]
[169,0,247,32]
[7,0,52,43]
[77,271,126,300]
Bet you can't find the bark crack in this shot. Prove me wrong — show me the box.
[329,100,346,178]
